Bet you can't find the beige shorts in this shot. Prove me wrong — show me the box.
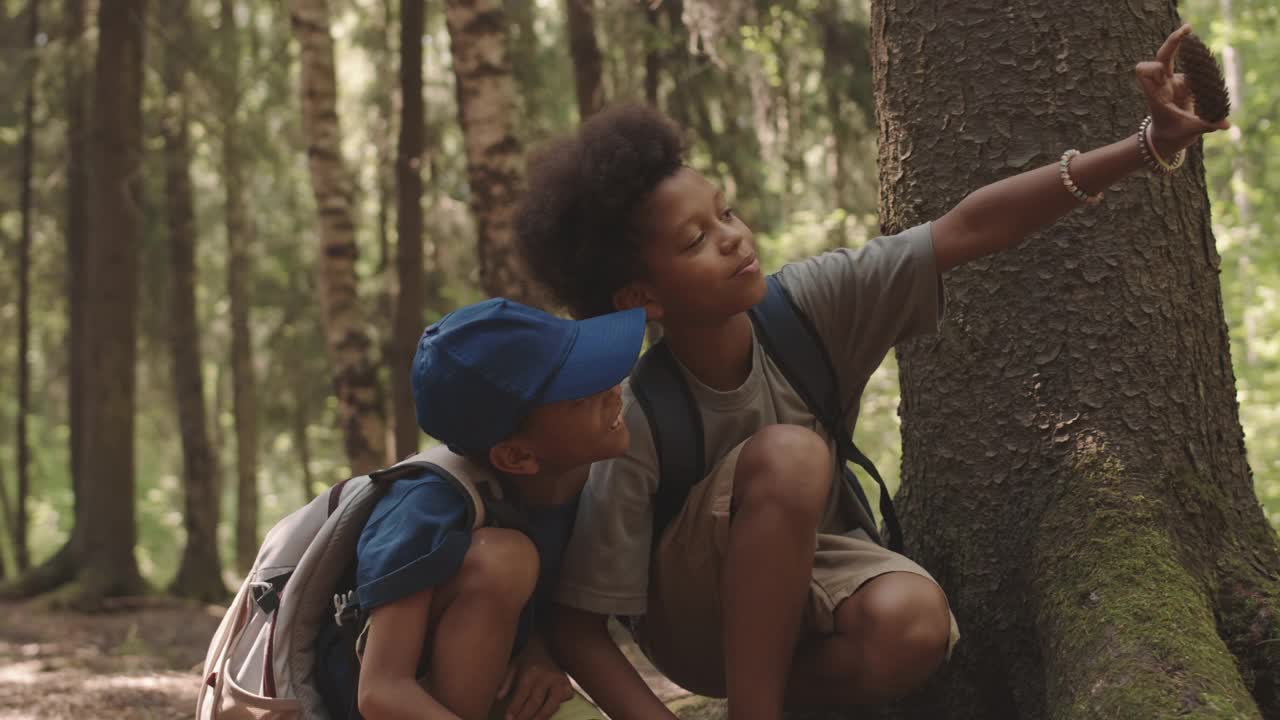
[635,440,960,696]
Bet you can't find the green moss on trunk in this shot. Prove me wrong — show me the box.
[1032,453,1259,719]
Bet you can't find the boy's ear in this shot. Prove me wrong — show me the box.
[489,439,540,476]
[613,283,663,322]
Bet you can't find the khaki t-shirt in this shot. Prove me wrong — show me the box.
[555,223,945,617]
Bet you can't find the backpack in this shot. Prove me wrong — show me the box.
[195,446,505,720]
[631,274,903,554]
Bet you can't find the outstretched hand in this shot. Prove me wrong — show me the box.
[1135,24,1230,156]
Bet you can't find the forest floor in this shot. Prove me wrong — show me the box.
[0,597,722,719]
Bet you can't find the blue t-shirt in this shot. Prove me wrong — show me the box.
[315,471,577,717]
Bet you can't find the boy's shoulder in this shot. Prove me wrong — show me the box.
[356,469,476,610]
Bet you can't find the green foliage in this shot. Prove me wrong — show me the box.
[1185,0,1280,530]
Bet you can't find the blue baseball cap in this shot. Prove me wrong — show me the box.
[411,298,647,453]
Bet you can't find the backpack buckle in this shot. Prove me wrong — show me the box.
[250,581,281,614]
[333,590,361,627]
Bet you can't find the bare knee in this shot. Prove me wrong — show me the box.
[853,573,951,684]
[734,425,832,523]
[452,527,539,611]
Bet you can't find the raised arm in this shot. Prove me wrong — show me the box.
[931,24,1228,273]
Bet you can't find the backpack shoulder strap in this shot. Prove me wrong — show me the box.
[748,274,903,552]
[630,340,705,551]
[371,447,496,530]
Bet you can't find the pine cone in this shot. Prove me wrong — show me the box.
[1178,33,1231,123]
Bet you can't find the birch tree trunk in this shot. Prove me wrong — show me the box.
[443,0,534,304]
[289,0,388,475]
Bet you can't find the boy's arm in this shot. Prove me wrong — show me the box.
[552,604,678,720]
[931,24,1227,273]
[358,589,459,720]
[499,631,575,720]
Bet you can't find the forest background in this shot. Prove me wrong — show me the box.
[0,0,1275,613]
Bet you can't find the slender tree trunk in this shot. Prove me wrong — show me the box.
[289,0,389,475]
[565,0,603,119]
[221,0,262,576]
[293,391,315,502]
[393,0,426,459]
[874,1,1280,717]
[0,463,11,578]
[76,0,148,603]
[373,0,398,459]
[162,0,226,602]
[15,0,39,574]
[644,4,660,107]
[6,0,93,598]
[503,0,544,135]
[443,0,534,304]
[63,0,88,574]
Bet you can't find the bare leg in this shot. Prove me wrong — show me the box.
[721,425,831,720]
[785,571,952,708]
[428,527,540,720]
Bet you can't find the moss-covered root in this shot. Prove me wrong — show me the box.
[1217,575,1280,718]
[1032,466,1259,719]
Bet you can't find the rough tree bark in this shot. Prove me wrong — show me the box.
[221,0,262,575]
[163,0,226,602]
[443,0,535,304]
[565,0,603,119]
[290,0,389,475]
[392,0,426,459]
[75,0,148,602]
[872,2,1280,718]
[15,0,39,574]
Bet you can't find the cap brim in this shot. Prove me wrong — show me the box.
[540,307,647,404]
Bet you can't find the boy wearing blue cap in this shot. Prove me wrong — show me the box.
[315,298,647,720]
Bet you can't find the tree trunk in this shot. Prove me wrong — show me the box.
[163,0,226,603]
[76,0,148,603]
[564,0,603,119]
[442,0,534,304]
[6,0,96,598]
[503,0,546,138]
[393,0,426,459]
[289,0,389,475]
[63,0,88,574]
[293,390,315,503]
[644,4,660,107]
[15,0,39,574]
[873,2,1280,717]
[222,0,262,576]
[0,463,11,578]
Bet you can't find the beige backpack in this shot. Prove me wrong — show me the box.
[195,447,500,719]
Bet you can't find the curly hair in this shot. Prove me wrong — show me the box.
[516,103,685,319]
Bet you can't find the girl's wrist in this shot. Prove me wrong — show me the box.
[1148,123,1185,159]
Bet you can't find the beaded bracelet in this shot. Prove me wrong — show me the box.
[1138,116,1185,175]
[1059,149,1104,205]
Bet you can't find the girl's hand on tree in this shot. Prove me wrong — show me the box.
[1135,24,1230,158]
